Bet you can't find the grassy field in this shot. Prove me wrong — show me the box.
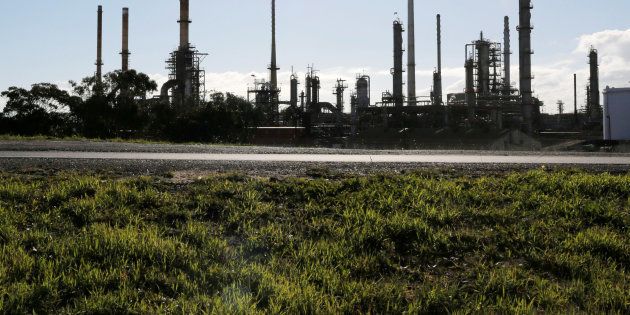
[0,134,196,145]
[0,134,248,146]
[0,170,628,313]
[0,134,156,144]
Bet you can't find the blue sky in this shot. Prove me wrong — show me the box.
[2,0,630,113]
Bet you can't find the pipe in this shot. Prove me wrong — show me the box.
[179,0,190,49]
[519,0,534,133]
[96,5,103,84]
[160,79,178,101]
[407,0,416,104]
[121,7,130,72]
[503,16,511,95]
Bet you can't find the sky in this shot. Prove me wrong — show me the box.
[2,0,630,114]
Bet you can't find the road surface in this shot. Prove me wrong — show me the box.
[0,140,628,176]
[1,151,630,165]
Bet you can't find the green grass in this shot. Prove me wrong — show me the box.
[0,134,167,144]
[0,170,628,313]
[0,134,240,145]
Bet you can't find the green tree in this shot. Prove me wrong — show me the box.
[157,92,263,143]
[69,70,157,138]
[1,83,80,136]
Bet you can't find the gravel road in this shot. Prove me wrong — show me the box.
[0,140,627,177]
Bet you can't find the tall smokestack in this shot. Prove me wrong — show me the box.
[121,8,130,72]
[503,16,511,95]
[393,20,405,107]
[179,0,190,49]
[269,0,280,123]
[588,48,601,122]
[574,73,578,125]
[96,5,103,85]
[433,14,443,106]
[269,0,279,92]
[518,0,534,133]
[437,15,442,75]
[269,0,278,91]
[407,0,416,104]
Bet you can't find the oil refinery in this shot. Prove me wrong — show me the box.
[89,0,617,150]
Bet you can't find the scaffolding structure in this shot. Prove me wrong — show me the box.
[247,77,281,125]
[165,45,208,105]
[465,34,504,99]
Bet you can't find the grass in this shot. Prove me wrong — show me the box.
[0,170,628,313]
[0,134,241,146]
[0,134,169,144]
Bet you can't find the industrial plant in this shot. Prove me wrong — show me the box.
[88,0,615,149]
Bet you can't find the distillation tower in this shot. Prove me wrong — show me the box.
[161,0,208,106]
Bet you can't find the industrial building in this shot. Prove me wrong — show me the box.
[159,0,208,107]
[244,0,549,148]
[91,0,610,149]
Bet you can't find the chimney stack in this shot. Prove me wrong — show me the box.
[96,5,103,85]
[574,73,578,125]
[179,0,190,49]
[588,48,601,122]
[407,0,416,104]
[503,16,511,95]
[518,0,534,133]
[269,0,279,92]
[433,14,443,106]
[393,20,405,108]
[437,14,442,75]
[121,8,130,72]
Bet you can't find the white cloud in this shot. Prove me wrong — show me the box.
[530,29,630,114]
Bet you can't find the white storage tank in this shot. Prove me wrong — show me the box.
[603,87,630,140]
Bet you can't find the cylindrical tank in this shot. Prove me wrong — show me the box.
[356,76,370,108]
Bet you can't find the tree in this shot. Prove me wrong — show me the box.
[69,70,157,137]
[1,83,80,136]
[154,92,263,143]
